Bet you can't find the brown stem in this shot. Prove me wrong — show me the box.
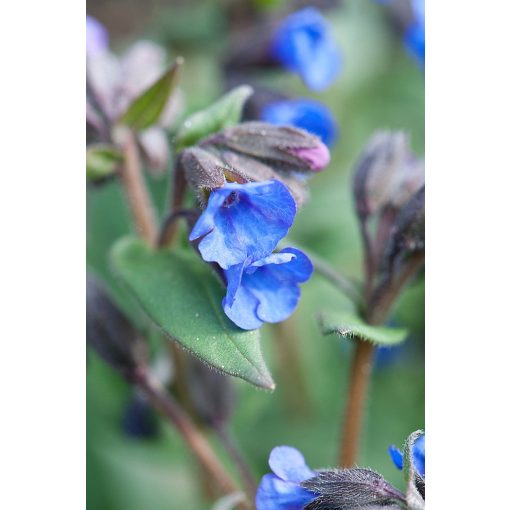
[339,252,425,467]
[339,340,375,467]
[215,425,257,502]
[134,370,252,510]
[120,131,158,246]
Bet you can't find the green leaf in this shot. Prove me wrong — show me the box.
[175,85,253,149]
[319,310,408,346]
[119,57,183,131]
[110,237,275,390]
[86,144,123,181]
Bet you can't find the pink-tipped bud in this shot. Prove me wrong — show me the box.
[289,142,330,172]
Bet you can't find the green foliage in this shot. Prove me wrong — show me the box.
[175,85,253,149]
[86,144,123,181]
[110,237,275,390]
[319,310,408,346]
[119,58,182,131]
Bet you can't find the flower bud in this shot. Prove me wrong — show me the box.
[301,469,405,510]
[201,122,330,174]
[185,357,235,429]
[86,274,146,378]
[381,186,425,275]
[353,131,423,218]
[177,146,227,194]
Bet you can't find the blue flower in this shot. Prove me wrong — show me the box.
[389,433,425,478]
[189,181,297,270]
[404,0,425,67]
[223,248,313,330]
[271,8,342,91]
[260,99,338,147]
[256,446,318,510]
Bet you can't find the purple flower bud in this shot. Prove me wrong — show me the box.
[288,144,330,172]
[86,16,109,56]
[202,122,330,175]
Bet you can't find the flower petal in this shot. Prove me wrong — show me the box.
[256,474,316,510]
[268,446,315,483]
[413,434,425,478]
[388,445,404,470]
[191,181,297,269]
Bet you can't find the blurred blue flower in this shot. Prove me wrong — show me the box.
[86,15,109,56]
[122,393,158,440]
[271,8,342,91]
[260,99,338,147]
[256,446,318,510]
[389,433,425,477]
[405,0,425,67]
[223,248,313,330]
[189,181,297,270]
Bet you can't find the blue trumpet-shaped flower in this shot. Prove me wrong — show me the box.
[189,181,297,270]
[389,433,425,477]
[260,99,338,147]
[256,446,318,510]
[405,0,425,67]
[271,8,342,91]
[223,248,313,330]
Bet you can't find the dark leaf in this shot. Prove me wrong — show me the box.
[186,356,235,428]
[86,273,146,378]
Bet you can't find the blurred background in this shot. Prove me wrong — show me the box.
[87,0,424,508]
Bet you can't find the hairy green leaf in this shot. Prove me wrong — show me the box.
[319,310,408,346]
[175,85,253,149]
[86,144,123,181]
[110,237,275,390]
[119,57,183,131]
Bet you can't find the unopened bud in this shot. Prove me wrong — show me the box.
[353,131,422,218]
[301,469,405,510]
[186,357,235,429]
[86,274,146,378]
[381,186,425,275]
[201,122,330,174]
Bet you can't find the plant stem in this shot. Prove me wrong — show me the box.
[308,253,362,305]
[339,340,375,467]
[134,369,252,510]
[215,425,257,502]
[339,252,425,467]
[120,131,158,246]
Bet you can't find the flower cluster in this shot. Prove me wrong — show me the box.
[189,180,313,330]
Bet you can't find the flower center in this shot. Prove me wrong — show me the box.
[222,191,240,208]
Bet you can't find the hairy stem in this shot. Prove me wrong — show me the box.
[340,253,425,467]
[120,131,158,246]
[134,370,252,510]
[340,340,375,467]
[308,253,362,305]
